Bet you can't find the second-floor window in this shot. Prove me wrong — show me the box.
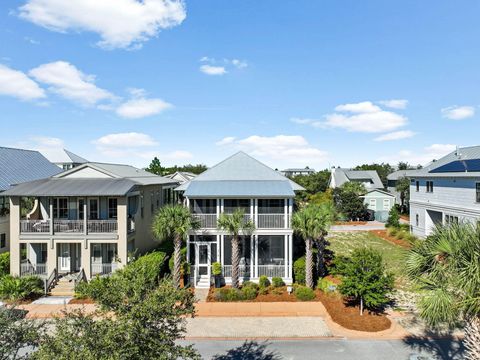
[416,181,419,192]
[108,198,118,219]
[53,198,68,219]
[224,199,250,214]
[258,199,285,214]
[426,181,434,193]
[89,199,98,220]
[476,183,480,203]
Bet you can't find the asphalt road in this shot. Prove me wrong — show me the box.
[180,338,465,360]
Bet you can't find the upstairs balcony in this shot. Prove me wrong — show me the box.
[20,219,118,234]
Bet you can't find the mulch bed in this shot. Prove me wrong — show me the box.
[334,221,368,226]
[317,291,391,332]
[369,230,412,249]
[69,298,95,304]
[207,286,298,302]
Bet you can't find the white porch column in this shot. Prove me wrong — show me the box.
[220,235,224,265]
[216,234,220,262]
[9,197,21,276]
[49,202,54,236]
[250,199,254,224]
[186,235,190,263]
[216,199,220,218]
[186,197,190,208]
[254,235,259,278]
[220,199,224,213]
[254,199,258,225]
[288,199,293,228]
[288,234,293,279]
[250,235,254,278]
[284,198,288,229]
[83,202,87,235]
[82,240,91,279]
[284,234,288,278]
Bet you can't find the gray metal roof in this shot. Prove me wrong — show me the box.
[387,169,417,181]
[2,178,137,197]
[407,145,480,178]
[282,168,316,172]
[0,147,62,192]
[64,149,88,164]
[330,168,384,189]
[178,152,304,197]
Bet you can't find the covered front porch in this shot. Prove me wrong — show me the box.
[188,233,293,288]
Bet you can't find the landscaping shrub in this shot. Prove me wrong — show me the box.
[317,277,336,293]
[0,252,9,278]
[212,262,222,276]
[294,285,316,301]
[242,281,258,290]
[258,275,270,288]
[387,227,398,237]
[0,275,43,301]
[214,288,244,302]
[258,287,269,295]
[293,257,306,285]
[386,206,400,228]
[271,277,285,288]
[241,285,258,300]
[75,275,111,300]
[396,231,406,240]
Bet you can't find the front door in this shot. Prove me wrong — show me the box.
[197,243,210,278]
[59,243,71,272]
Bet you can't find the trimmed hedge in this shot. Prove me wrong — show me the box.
[293,257,306,285]
[271,277,285,288]
[294,285,316,301]
[258,275,270,288]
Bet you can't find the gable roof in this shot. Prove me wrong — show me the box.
[64,149,88,164]
[330,168,383,189]
[164,171,197,184]
[407,145,480,178]
[0,147,62,191]
[177,152,304,197]
[361,189,395,198]
[387,169,418,181]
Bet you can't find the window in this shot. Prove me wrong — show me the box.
[150,191,154,213]
[224,199,250,214]
[89,199,98,220]
[383,199,390,210]
[445,214,459,226]
[108,198,118,219]
[0,234,5,248]
[415,214,419,227]
[156,191,160,208]
[258,199,285,214]
[140,193,144,218]
[426,181,434,193]
[53,198,68,219]
[416,181,420,192]
[369,199,376,208]
[476,183,480,203]
[78,199,85,220]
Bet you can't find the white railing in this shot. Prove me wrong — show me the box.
[20,261,47,276]
[222,265,251,278]
[258,265,285,277]
[91,263,116,276]
[54,220,84,233]
[88,220,118,233]
[20,220,50,233]
[257,214,285,228]
[194,214,217,228]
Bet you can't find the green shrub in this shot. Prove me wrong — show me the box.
[75,275,111,300]
[294,286,316,301]
[258,275,270,288]
[271,277,285,288]
[386,206,400,228]
[214,288,244,302]
[0,275,43,301]
[272,287,283,296]
[258,287,269,295]
[396,231,406,240]
[242,281,258,290]
[293,257,306,285]
[241,285,258,300]
[0,252,9,278]
[212,262,222,276]
[317,277,336,293]
[388,227,398,237]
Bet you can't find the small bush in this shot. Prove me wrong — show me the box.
[386,206,400,228]
[258,287,269,295]
[242,281,258,291]
[0,275,43,301]
[317,277,336,293]
[214,288,244,302]
[212,262,222,276]
[388,227,398,237]
[396,231,406,240]
[293,257,306,285]
[241,286,258,300]
[0,252,9,278]
[271,277,285,288]
[272,287,283,296]
[294,286,316,301]
[258,275,270,288]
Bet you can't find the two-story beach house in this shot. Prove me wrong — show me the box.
[4,162,178,284]
[329,167,384,190]
[0,147,62,254]
[409,146,480,238]
[175,152,304,288]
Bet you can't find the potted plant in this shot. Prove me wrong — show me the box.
[212,262,222,288]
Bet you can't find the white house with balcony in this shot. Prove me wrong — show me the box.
[4,161,178,293]
[408,146,480,238]
[175,152,304,288]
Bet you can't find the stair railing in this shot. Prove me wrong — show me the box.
[44,268,58,295]
[73,268,87,290]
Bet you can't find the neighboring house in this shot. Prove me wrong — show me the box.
[361,189,396,222]
[387,169,417,205]
[164,171,197,184]
[52,149,88,171]
[176,151,304,288]
[0,147,62,254]
[408,146,480,238]
[281,168,315,177]
[4,162,178,283]
[329,167,384,190]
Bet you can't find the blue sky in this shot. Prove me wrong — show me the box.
[0,0,479,169]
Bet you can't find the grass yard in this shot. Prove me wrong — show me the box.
[327,231,413,291]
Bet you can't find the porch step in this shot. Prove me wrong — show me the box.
[49,276,76,296]
[195,276,211,289]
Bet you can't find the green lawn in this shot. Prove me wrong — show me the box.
[327,231,413,291]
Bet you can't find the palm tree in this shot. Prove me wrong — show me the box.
[292,203,333,289]
[406,222,480,360]
[217,209,255,289]
[152,204,200,288]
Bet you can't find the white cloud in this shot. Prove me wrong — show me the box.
[378,99,408,109]
[215,137,235,146]
[18,0,186,49]
[378,143,456,166]
[199,64,227,76]
[231,59,248,69]
[116,97,172,118]
[216,134,328,167]
[94,132,158,148]
[290,118,322,126]
[374,130,416,142]
[0,64,45,100]
[19,136,67,162]
[29,61,114,106]
[324,101,408,133]
[441,105,475,120]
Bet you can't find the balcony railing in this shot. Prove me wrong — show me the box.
[20,260,47,276]
[258,265,285,277]
[20,219,118,234]
[91,263,117,276]
[222,265,251,278]
[193,214,217,228]
[257,214,285,229]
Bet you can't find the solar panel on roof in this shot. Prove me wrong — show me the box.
[429,159,480,173]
